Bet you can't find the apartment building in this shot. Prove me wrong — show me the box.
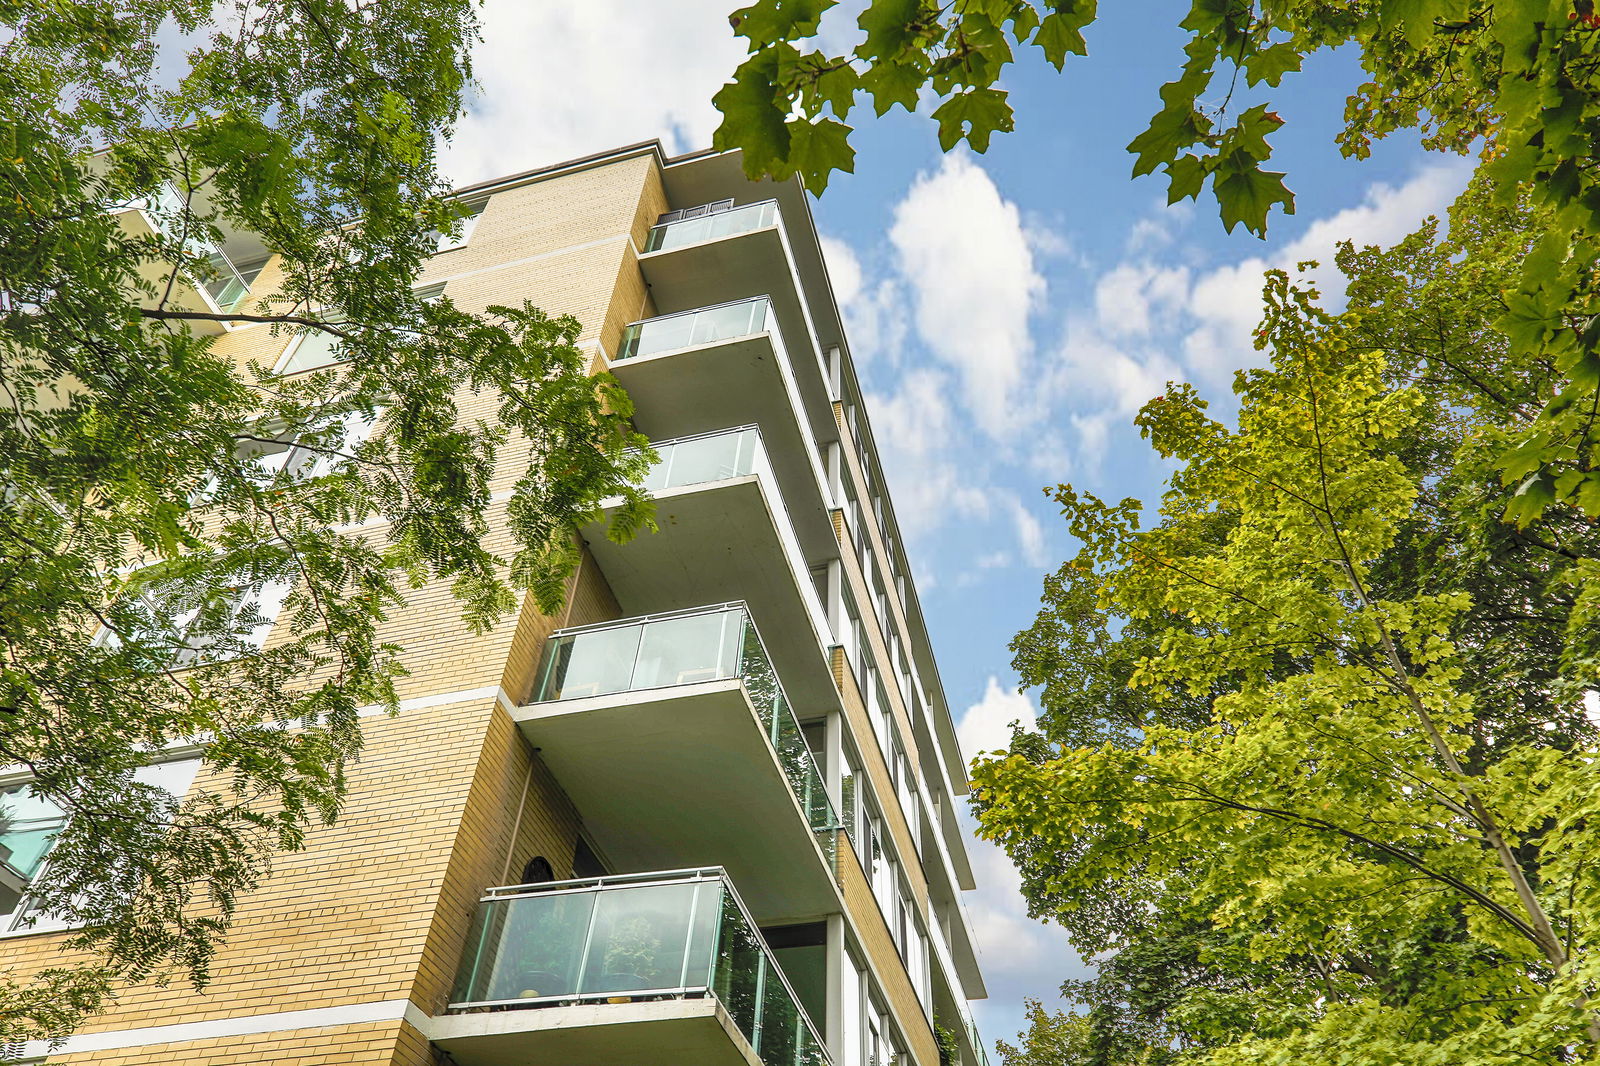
[2,141,990,1066]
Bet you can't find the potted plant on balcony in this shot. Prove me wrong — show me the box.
[597,914,666,997]
[498,899,584,1002]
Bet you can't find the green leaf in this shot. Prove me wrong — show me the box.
[712,53,791,177]
[1128,105,1204,178]
[1504,470,1555,527]
[861,59,925,115]
[1164,152,1209,203]
[1242,41,1302,87]
[931,87,1013,152]
[1495,288,1560,352]
[731,0,836,48]
[1576,473,1600,516]
[1034,11,1090,69]
[814,59,861,117]
[1213,165,1294,236]
[786,116,856,193]
[857,0,925,60]
[1377,0,1450,48]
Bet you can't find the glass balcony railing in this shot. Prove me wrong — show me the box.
[640,426,759,494]
[967,1018,992,1066]
[450,868,830,1066]
[616,296,773,361]
[532,604,840,858]
[644,200,779,254]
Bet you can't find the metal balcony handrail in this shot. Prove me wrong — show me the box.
[642,424,762,452]
[482,866,725,900]
[532,602,845,844]
[544,599,750,640]
[621,294,773,333]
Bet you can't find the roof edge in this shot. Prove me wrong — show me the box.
[448,139,669,199]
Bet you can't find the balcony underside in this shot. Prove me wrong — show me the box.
[511,680,835,923]
[609,333,832,565]
[430,998,759,1066]
[638,228,834,447]
[582,476,836,716]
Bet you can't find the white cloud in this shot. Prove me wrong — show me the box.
[820,233,862,306]
[823,232,910,365]
[442,1,746,186]
[889,153,1046,434]
[1180,159,1471,385]
[1037,159,1473,464]
[1002,493,1050,568]
[1053,313,1181,417]
[958,676,1037,760]
[1093,262,1190,339]
[868,369,958,460]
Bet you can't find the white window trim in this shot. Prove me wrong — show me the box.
[0,754,202,937]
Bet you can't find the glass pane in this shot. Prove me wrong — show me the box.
[536,626,642,700]
[671,432,749,488]
[644,428,759,493]
[631,610,739,690]
[0,785,66,881]
[713,892,764,1041]
[738,618,783,727]
[763,965,807,1066]
[684,881,722,989]
[453,891,596,1003]
[630,311,700,358]
[618,298,770,362]
[646,202,777,252]
[279,330,343,374]
[580,881,703,994]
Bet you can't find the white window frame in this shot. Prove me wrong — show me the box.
[0,755,202,936]
[435,200,486,253]
[93,576,293,666]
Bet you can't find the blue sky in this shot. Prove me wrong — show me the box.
[438,0,1470,1051]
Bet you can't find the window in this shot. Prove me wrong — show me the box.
[194,408,380,505]
[257,408,378,482]
[841,951,864,1066]
[0,757,200,933]
[435,201,486,252]
[275,325,345,375]
[275,285,446,375]
[93,577,292,667]
[0,786,66,923]
[657,199,734,225]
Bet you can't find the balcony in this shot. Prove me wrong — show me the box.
[636,203,833,447]
[512,606,840,921]
[112,185,256,334]
[432,869,829,1066]
[579,425,835,715]
[608,299,833,563]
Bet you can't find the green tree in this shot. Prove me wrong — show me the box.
[0,0,651,1041]
[994,998,1104,1066]
[712,0,1600,522]
[975,184,1600,1063]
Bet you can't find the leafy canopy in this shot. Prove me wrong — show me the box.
[977,184,1600,1063]
[0,0,650,1041]
[712,0,1600,524]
